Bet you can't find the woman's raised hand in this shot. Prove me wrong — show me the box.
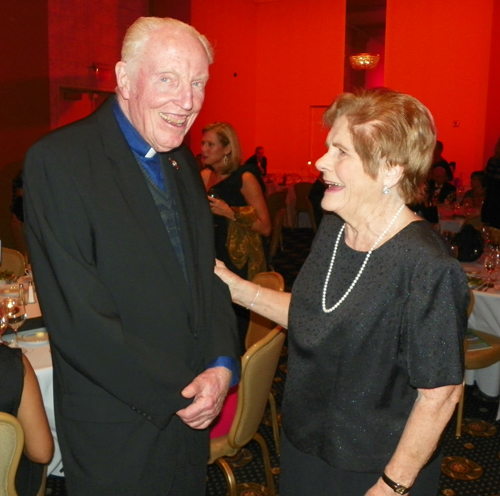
[214,259,242,297]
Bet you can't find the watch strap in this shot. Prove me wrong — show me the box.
[381,473,412,494]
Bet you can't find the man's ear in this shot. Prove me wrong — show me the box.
[115,61,130,100]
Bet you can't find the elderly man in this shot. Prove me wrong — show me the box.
[23,17,239,496]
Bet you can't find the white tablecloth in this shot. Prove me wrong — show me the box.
[462,261,500,419]
[23,330,64,477]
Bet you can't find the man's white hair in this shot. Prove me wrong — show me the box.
[121,17,214,73]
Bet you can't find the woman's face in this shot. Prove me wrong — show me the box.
[315,115,383,220]
[201,130,230,171]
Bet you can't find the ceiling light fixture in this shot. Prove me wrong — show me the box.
[349,53,380,70]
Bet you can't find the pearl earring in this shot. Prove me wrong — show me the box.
[383,186,390,195]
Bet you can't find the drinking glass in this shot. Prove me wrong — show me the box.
[0,307,8,344]
[207,188,220,199]
[493,249,500,290]
[480,226,490,248]
[450,245,459,259]
[484,254,496,288]
[2,297,27,348]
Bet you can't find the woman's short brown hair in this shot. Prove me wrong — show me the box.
[202,122,242,174]
[323,87,437,204]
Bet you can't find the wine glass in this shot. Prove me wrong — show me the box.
[450,244,459,259]
[484,254,496,288]
[0,307,8,345]
[2,297,27,348]
[493,249,500,290]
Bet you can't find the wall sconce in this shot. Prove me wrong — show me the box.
[91,62,113,82]
[349,53,380,70]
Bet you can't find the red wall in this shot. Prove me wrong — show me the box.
[255,0,345,174]
[484,0,500,163]
[190,0,258,161]
[385,0,495,183]
[0,1,50,172]
[0,1,50,248]
[191,0,345,174]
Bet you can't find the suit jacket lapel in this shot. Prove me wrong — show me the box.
[95,99,193,313]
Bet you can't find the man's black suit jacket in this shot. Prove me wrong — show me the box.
[23,97,238,495]
[244,154,267,176]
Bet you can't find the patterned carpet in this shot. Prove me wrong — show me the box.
[45,227,500,496]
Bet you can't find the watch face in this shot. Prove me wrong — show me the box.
[395,488,408,495]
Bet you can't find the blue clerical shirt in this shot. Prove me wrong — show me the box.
[112,99,239,387]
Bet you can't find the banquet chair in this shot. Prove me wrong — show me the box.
[463,216,482,230]
[488,226,500,246]
[246,271,285,454]
[245,271,285,349]
[455,290,500,437]
[208,327,285,496]
[266,190,287,223]
[268,208,286,267]
[293,182,316,231]
[0,412,24,496]
[10,216,28,263]
[0,248,26,277]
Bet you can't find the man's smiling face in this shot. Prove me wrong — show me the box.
[116,27,209,152]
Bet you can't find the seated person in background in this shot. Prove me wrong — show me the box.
[11,170,24,222]
[427,166,456,204]
[482,136,500,228]
[244,146,267,176]
[430,140,453,181]
[0,344,54,496]
[462,171,486,207]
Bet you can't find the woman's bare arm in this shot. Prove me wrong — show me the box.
[365,383,462,496]
[215,260,290,328]
[17,355,54,464]
[240,172,272,236]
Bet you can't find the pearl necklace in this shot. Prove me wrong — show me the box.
[322,204,406,313]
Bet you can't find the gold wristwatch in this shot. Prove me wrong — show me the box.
[381,473,412,494]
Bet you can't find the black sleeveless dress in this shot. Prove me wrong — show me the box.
[209,167,249,279]
[0,345,44,496]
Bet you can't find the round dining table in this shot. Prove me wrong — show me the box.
[462,260,500,420]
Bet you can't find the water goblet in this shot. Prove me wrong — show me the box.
[0,307,8,345]
[483,254,496,289]
[2,297,27,348]
[449,244,459,259]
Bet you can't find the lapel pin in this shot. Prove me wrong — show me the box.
[168,158,180,170]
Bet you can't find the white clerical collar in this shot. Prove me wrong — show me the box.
[145,148,157,159]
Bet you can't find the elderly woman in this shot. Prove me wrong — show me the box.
[215,88,468,495]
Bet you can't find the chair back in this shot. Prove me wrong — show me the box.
[228,327,285,450]
[293,182,313,212]
[0,248,26,277]
[268,209,285,262]
[488,226,500,246]
[267,190,287,223]
[245,271,285,350]
[0,412,24,496]
[293,183,317,231]
[467,288,475,319]
[10,216,28,262]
